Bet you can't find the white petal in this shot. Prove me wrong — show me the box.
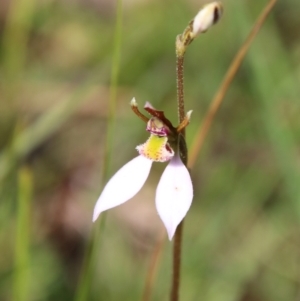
[155,154,193,240]
[93,155,152,221]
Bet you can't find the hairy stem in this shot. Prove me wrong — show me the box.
[170,220,184,301]
[177,55,186,125]
[170,52,187,301]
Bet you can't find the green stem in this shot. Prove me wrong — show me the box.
[2,0,37,101]
[74,1,123,300]
[103,0,123,180]
[14,167,32,301]
[74,215,106,301]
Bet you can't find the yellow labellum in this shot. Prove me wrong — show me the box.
[136,135,174,162]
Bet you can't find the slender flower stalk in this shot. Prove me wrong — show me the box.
[176,55,185,126]
[170,35,187,301]
[170,2,223,301]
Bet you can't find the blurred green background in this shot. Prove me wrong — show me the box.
[1,0,300,300]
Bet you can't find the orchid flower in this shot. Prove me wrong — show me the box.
[93,99,193,240]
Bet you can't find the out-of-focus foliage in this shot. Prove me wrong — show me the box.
[1,0,300,300]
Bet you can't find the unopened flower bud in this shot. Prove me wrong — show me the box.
[191,1,223,38]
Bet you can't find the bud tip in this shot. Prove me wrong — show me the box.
[186,110,193,120]
[130,97,138,107]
